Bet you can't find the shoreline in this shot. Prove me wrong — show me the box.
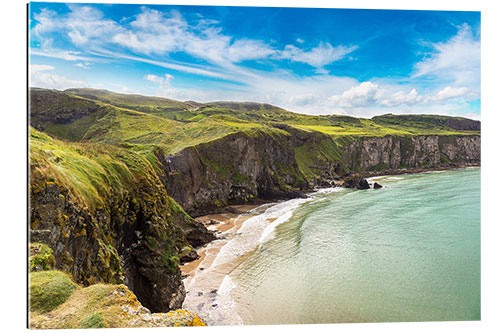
[181,204,262,277]
[182,164,481,279]
[179,164,480,324]
[180,203,277,325]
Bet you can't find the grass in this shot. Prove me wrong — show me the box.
[29,271,207,329]
[29,270,77,314]
[30,88,480,158]
[29,127,163,210]
[80,313,105,328]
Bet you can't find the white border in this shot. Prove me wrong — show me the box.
[3,0,499,332]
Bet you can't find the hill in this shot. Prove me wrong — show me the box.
[30,88,480,154]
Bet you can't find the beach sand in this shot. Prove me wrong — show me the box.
[180,203,274,325]
[180,204,260,277]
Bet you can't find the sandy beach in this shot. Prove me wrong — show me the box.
[180,204,261,277]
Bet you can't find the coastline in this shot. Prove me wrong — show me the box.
[181,204,262,277]
[180,203,278,325]
[179,164,480,324]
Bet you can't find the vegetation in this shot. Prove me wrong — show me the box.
[29,127,164,211]
[29,271,206,329]
[29,270,77,314]
[29,243,56,272]
[30,88,480,157]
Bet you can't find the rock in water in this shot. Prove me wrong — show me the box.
[343,174,370,190]
[374,182,383,189]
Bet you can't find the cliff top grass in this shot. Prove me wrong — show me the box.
[30,88,480,156]
[29,127,166,210]
[29,271,206,329]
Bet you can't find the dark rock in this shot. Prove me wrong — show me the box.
[343,174,370,190]
[373,182,383,189]
[179,249,199,264]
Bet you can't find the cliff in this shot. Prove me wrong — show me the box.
[343,135,481,172]
[162,129,480,215]
[28,88,481,323]
[162,129,307,216]
[29,128,214,313]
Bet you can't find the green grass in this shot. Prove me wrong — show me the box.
[29,127,163,210]
[30,88,480,158]
[29,273,207,329]
[80,313,105,328]
[29,270,77,314]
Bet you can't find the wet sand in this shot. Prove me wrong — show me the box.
[181,204,261,277]
[180,203,273,325]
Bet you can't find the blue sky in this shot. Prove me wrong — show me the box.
[28,2,481,119]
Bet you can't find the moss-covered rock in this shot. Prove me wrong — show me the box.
[29,276,206,329]
[29,128,214,313]
[29,243,56,272]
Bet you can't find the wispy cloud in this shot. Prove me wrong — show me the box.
[413,24,480,89]
[278,42,358,72]
[32,5,356,77]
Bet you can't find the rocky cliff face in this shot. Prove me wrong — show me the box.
[29,172,202,312]
[161,130,306,216]
[29,131,215,313]
[343,135,480,172]
[161,132,480,214]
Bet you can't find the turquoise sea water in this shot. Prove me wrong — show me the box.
[226,168,480,324]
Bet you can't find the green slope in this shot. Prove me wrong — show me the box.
[30,88,480,156]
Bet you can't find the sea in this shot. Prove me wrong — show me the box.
[182,167,481,325]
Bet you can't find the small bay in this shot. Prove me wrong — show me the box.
[229,168,481,324]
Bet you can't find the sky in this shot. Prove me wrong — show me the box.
[28,1,481,119]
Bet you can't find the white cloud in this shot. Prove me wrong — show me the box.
[413,24,480,89]
[145,73,174,87]
[279,42,357,70]
[75,62,91,69]
[30,49,97,62]
[379,88,422,107]
[30,64,87,90]
[428,86,473,102]
[30,64,54,72]
[327,81,385,108]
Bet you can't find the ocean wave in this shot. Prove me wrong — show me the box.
[207,275,243,325]
[312,187,345,195]
[210,198,311,269]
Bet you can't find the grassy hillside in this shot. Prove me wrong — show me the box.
[32,89,480,148]
[29,269,205,329]
[29,87,481,186]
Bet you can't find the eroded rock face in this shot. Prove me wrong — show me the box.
[343,175,370,189]
[163,131,305,216]
[29,168,213,313]
[343,135,480,172]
